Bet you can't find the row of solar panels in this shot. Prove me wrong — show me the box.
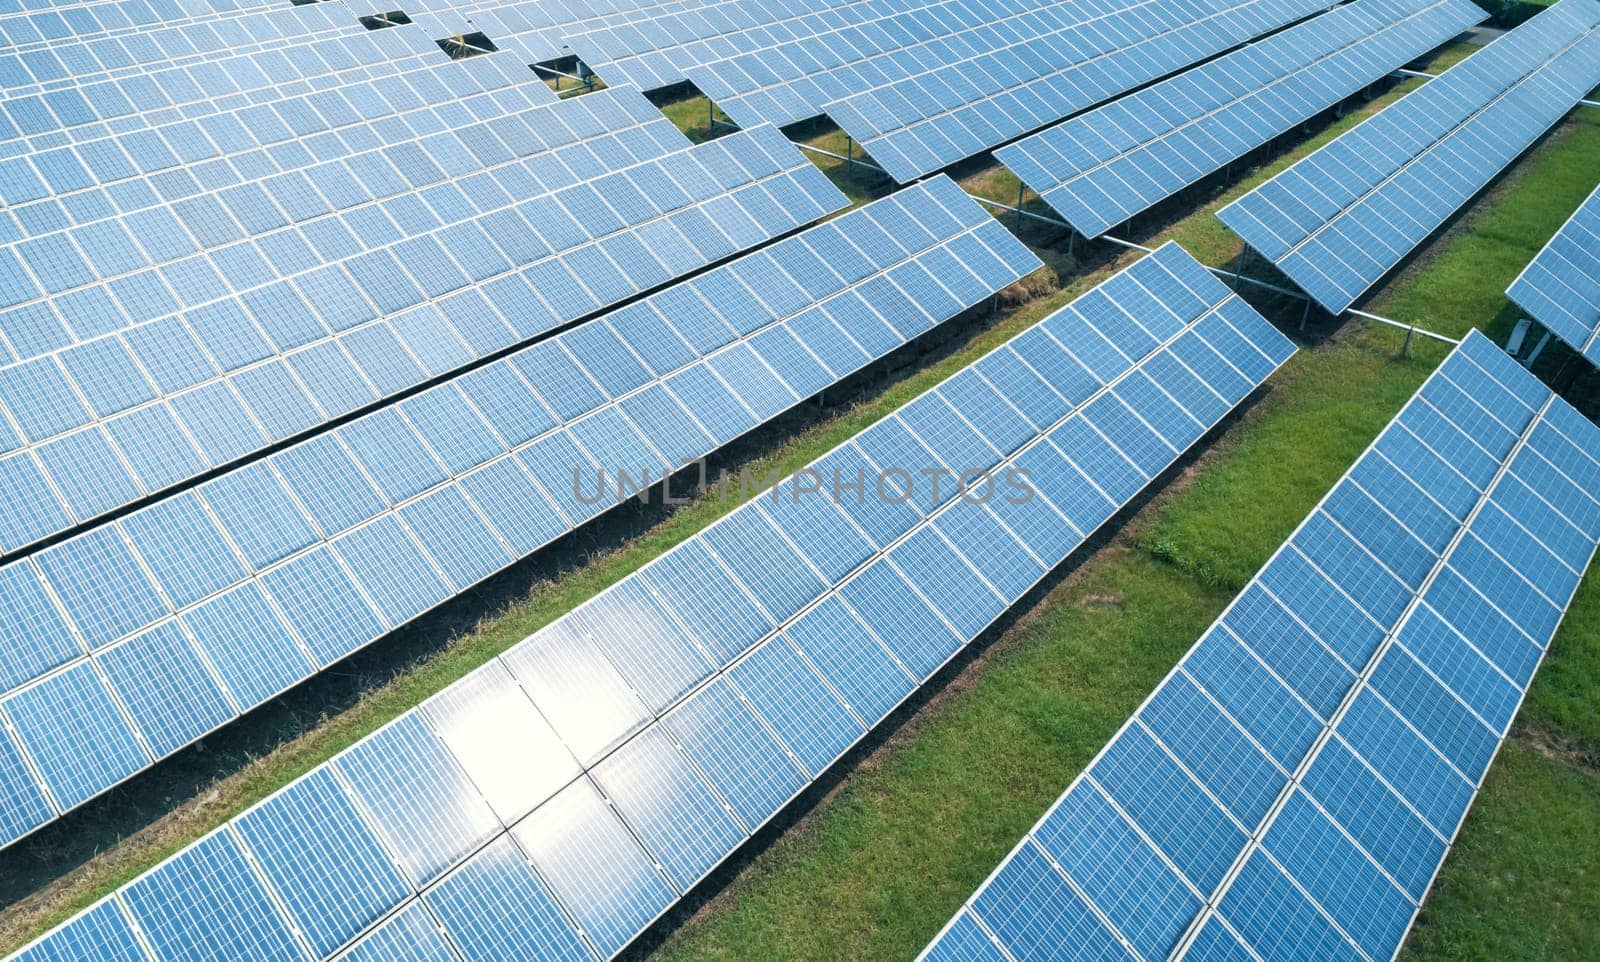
[0,25,552,172]
[568,0,1593,323]
[572,0,1038,126]
[1221,0,1600,313]
[5,241,1296,962]
[921,329,1600,962]
[0,0,281,55]
[397,0,689,68]
[0,175,1036,851]
[568,0,1340,182]
[996,0,1488,238]
[0,0,671,93]
[0,4,449,112]
[1508,181,1600,367]
[826,0,1336,183]
[0,85,848,555]
[563,0,867,91]
[701,0,1063,131]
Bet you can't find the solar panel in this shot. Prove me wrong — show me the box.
[1219,0,1600,314]
[0,0,285,55]
[996,0,1487,238]
[687,0,1065,132]
[824,0,1334,183]
[406,0,692,68]
[0,84,848,554]
[0,175,1041,852]
[0,4,379,104]
[0,6,577,162]
[5,241,1294,962]
[564,0,867,92]
[1,48,561,343]
[920,328,1600,962]
[1507,182,1600,366]
[0,0,678,97]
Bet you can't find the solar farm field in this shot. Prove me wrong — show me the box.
[1,2,1598,961]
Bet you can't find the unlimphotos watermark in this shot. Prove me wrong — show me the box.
[572,459,1035,508]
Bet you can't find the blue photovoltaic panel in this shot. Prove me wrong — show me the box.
[233,770,412,958]
[920,328,1600,962]
[1507,182,1600,366]
[0,4,373,105]
[0,0,687,149]
[121,830,307,962]
[0,82,846,554]
[408,0,687,67]
[6,242,1295,962]
[0,177,1039,850]
[823,0,1333,183]
[684,0,1048,130]
[995,0,1487,238]
[1220,0,1600,313]
[564,0,865,91]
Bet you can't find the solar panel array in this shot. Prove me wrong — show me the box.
[995,0,1486,239]
[6,242,1295,962]
[0,2,407,110]
[920,328,1600,962]
[824,0,1334,183]
[1506,182,1600,367]
[0,83,847,555]
[1219,0,1600,314]
[394,0,689,68]
[575,0,1057,130]
[0,0,677,89]
[0,175,1038,852]
[0,0,282,54]
[563,0,867,91]
[0,0,593,155]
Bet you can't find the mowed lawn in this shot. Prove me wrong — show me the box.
[2,52,1597,962]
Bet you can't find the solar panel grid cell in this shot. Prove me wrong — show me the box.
[920,329,1600,962]
[7,242,1294,962]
